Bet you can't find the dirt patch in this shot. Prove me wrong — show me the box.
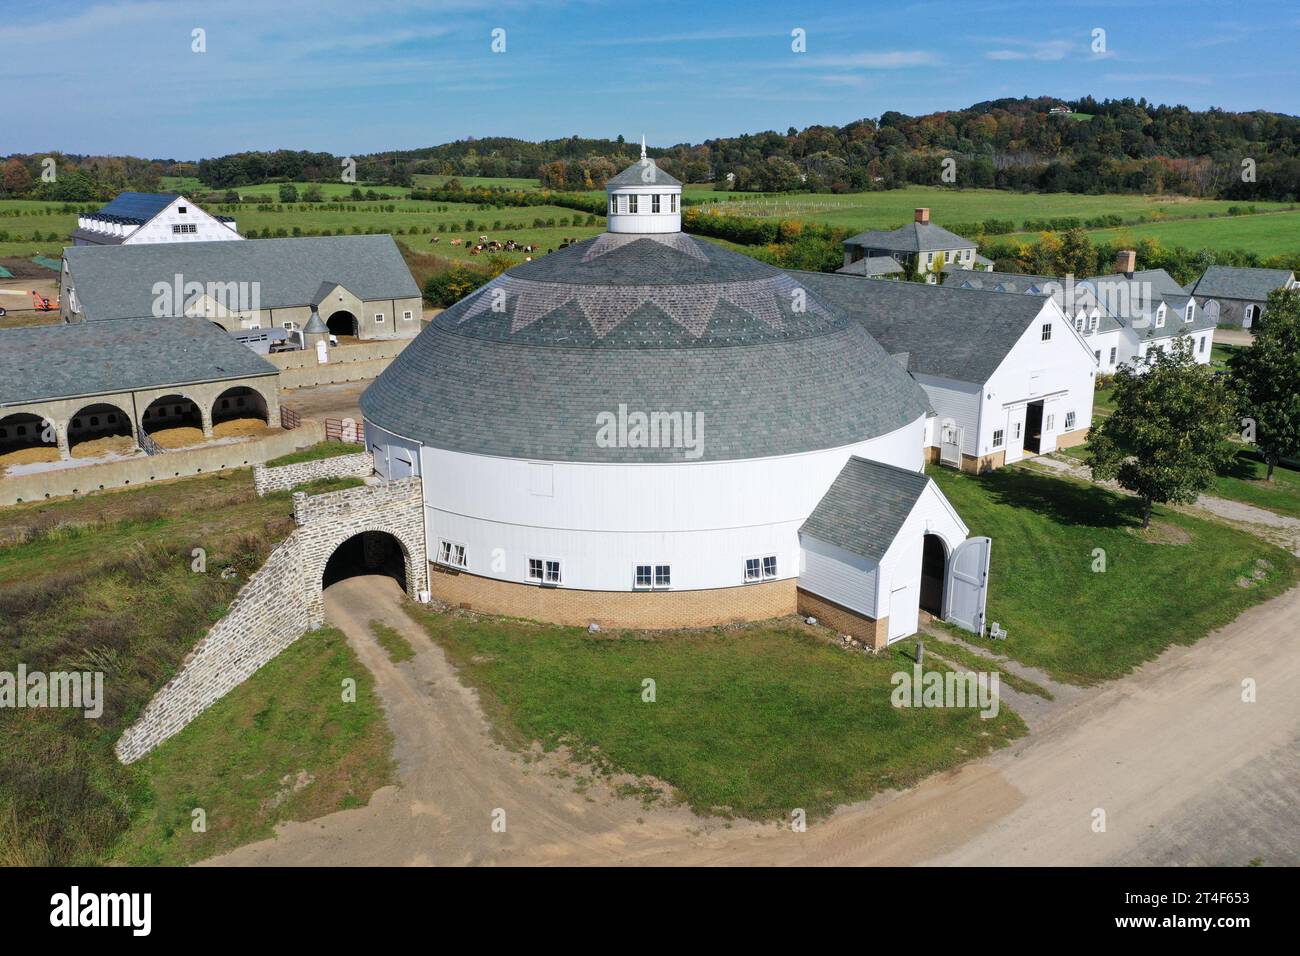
[1128,519,1192,545]
[213,419,275,440]
[0,258,58,281]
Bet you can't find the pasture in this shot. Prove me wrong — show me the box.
[1060,209,1300,257]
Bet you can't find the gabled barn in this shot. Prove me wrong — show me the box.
[71,193,241,246]
[795,271,1098,472]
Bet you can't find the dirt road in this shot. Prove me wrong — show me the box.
[207,575,1300,867]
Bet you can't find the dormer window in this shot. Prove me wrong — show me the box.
[1184,302,1194,323]
[1089,312,1099,332]
[1155,305,1166,327]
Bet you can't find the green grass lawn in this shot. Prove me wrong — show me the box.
[1211,341,1245,369]
[1056,209,1300,257]
[928,465,1299,685]
[0,470,393,865]
[112,625,394,865]
[1210,451,1300,519]
[689,186,1291,232]
[407,609,1024,820]
[265,440,364,467]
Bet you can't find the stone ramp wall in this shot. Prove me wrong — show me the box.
[114,474,427,764]
[116,531,310,763]
[253,451,373,495]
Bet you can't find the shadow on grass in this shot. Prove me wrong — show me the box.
[978,466,1138,530]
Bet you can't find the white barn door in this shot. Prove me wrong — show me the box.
[945,536,991,636]
[939,422,963,468]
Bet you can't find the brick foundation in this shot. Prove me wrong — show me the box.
[428,564,796,628]
[796,588,889,651]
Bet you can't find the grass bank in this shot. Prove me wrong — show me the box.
[407,609,1024,820]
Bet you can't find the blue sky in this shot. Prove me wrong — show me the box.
[2,0,1296,159]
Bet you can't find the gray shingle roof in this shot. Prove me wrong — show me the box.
[943,267,1123,334]
[801,455,931,562]
[361,235,932,463]
[606,158,682,187]
[1188,265,1295,302]
[836,256,904,277]
[844,221,975,254]
[64,235,420,321]
[0,316,277,406]
[791,271,1052,383]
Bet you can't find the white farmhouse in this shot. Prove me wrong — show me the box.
[71,193,241,246]
[945,250,1217,373]
[796,272,1097,471]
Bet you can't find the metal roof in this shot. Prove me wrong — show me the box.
[0,316,278,406]
[800,455,931,562]
[360,234,932,463]
[64,235,420,321]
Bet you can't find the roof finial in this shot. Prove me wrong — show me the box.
[640,135,647,161]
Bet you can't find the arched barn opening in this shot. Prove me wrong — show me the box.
[326,310,358,339]
[67,402,134,457]
[211,386,269,438]
[323,530,409,592]
[919,534,947,617]
[141,394,203,449]
[0,412,57,468]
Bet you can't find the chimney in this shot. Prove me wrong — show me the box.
[1115,249,1136,276]
[915,208,930,224]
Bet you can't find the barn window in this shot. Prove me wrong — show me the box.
[438,540,466,567]
[403,310,413,321]
[669,194,678,213]
[746,555,777,582]
[1185,302,1195,323]
[634,564,671,589]
[1109,347,1117,364]
[992,429,1004,448]
[1199,336,1207,353]
[652,194,661,214]
[1155,305,1166,327]
[1041,323,1052,341]
[1065,411,1076,431]
[529,558,560,584]
[655,564,671,588]
[634,565,652,589]
[609,196,617,215]
[375,312,385,324]
[1046,414,1055,431]
[628,195,638,214]
[1093,350,1101,363]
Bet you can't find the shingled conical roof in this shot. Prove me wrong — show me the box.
[362,233,929,464]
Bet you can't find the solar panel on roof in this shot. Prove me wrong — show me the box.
[96,192,177,221]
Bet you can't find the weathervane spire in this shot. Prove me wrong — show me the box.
[640,135,647,161]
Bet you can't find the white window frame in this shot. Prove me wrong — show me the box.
[628,194,638,214]
[1155,305,1166,328]
[1064,411,1076,431]
[635,563,671,589]
[669,194,678,213]
[1109,346,1117,364]
[528,557,561,585]
[402,310,413,321]
[374,312,385,324]
[438,539,467,568]
[1045,413,1055,432]
[992,428,1004,449]
[651,194,661,214]
[1185,302,1194,323]
[744,554,778,583]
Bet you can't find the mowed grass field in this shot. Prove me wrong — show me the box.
[0,197,606,265]
[929,465,1299,685]
[693,185,1292,229]
[1061,209,1300,256]
[410,608,1025,820]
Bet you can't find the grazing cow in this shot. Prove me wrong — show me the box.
[450,238,462,246]
[430,236,440,244]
